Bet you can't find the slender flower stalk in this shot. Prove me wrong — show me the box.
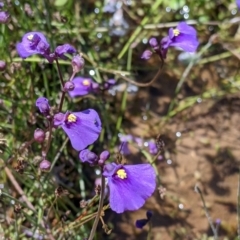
[88,173,105,240]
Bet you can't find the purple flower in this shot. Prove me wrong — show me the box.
[135,210,153,229]
[0,11,9,23]
[237,0,240,9]
[35,97,50,115]
[55,44,76,59]
[53,109,102,151]
[141,50,152,60]
[103,163,156,213]
[68,77,93,98]
[16,32,52,61]
[79,149,98,164]
[161,22,199,58]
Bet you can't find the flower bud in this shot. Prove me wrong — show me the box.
[35,97,50,115]
[149,38,158,48]
[0,11,10,24]
[99,150,110,162]
[72,54,85,73]
[141,50,152,60]
[34,128,45,143]
[0,60,6,71]
[39,159,51,171]
[79,149,98,165]
[104,79,116,89]
[63,81,75,92]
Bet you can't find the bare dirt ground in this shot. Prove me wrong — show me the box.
[104,65,240,239]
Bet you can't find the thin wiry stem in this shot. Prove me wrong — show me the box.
[55,58,64,87]
[195,185,218,240]
[237,168,240,238]
[88,173,105,240]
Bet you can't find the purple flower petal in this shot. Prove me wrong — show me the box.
[68,77,93,98]
[237,0,240,9]
[16,32,51,60]
[55,44,76,59]
[103,163,156,213]
[55,109,102,151]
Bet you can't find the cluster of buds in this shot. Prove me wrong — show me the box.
[79,149,110,167]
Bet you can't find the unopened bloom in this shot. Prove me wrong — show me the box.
[141,50,152,60]
[16,32,52,61]
[35,97,50,115]
[148,140,158,155]
[72,54,85,73]
[98,150,110,165]
[53,109,102,151]
[68,77,94,98]
[34,128,45,143]
[119,134,132,155]
[135,210,153,229]
[64,81,75,92]
[0,60,6,71]
[39,159,51,171]
[55,44,76,59]
[149,38,158,49]
[103,163,156,213]
[161,22,199,58]
[0,11,9,23]
[79,149,98,164]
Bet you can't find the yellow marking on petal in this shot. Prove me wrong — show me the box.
[67,114,77,123]
[82,79,90,86]
[27,34,34,41]
[116,169,127,179]
[173,29,180,36]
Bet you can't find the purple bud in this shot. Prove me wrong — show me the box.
[35,97,50,115]
[104,79,116,89]
[39,159,51,171]
[0,2,4,8]
[135,219,149,229]
[72,54,85,73]
[79,149,98,165]
[92,82,99,90]
[0,11,10,24]
[141,50,152,60]
[146,210,153,220]
[63,81,75,92]
[53,112,66,126]
[215,218,221,225]
[34,128,45,143]
[99,150,110,161]
[0,60,6,71]
[149,38,158,48]
[55,44,76,59]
